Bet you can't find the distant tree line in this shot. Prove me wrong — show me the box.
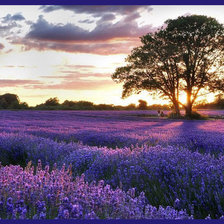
[195,94,224,109]
[35,97,171,110]
[0,93,223,111]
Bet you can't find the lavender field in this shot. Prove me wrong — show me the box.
[1,110,224,219]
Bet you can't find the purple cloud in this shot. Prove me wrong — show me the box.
[26,15,155,42]
[40,5,151,17]
[100,13,116,21]
[0,79,42,87]
[13,38,141,55]
[2,13,25,23]
[0,43,4,50]
[12,6,157,55]
[0,24,17,36]
[78,19,94,24]
[28,79,114,90]
[42,72,111,80]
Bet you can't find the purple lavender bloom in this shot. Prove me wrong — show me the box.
[0,110,224,219]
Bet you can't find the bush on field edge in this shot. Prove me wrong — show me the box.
[168,111,208,120]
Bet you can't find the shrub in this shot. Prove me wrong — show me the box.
[185,111,207,120]
[167,112,183,119]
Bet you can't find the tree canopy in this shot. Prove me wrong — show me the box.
[138,99,148,110]
[44,97,60,106]
[0,93,28,109]
[112,15,224,117]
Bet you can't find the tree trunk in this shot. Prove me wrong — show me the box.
[174,101,181,116]
[171,98,181,117]
[185,91,192,117]
[185,104,192,117]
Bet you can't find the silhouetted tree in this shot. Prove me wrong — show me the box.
[75,101,94,110]
[19,102,29,109]
[44,97,60,106]
[0,93,20,109]
[112,15,224,117]
[165,15,224,117]
[214,94,224,108]
[138,100,148,110]
[126,103,136,110]
[62,100,76,107]
[96,104,114,110]
[112,23,182,115]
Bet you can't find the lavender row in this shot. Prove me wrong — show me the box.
[0,162,190,220]
[65,145,224,219]
[0,111,223,154]
[0,132,82,167]
[1,133,224,218]
[0,110,223,120]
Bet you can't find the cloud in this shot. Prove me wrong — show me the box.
[58,65,98,73]
[28,79,114,90]
[53,64,96,72]
[0,14,24,37]
[26,16,90,42]
[26,15,155,42]
[2,13,25,23]
[0,23,17,36]
[78,19,94,24]
[14,12,156,55]
[11,6,156,55]
[62,65,96,69]
[99,13,116,22]
[37,69,113,90]
[2,65,25,68]
[42,72,111,80]
[40,5,151,17]
[0,71,113,92]
[0,79,42,87]
[13,38,141,55]
[0,43,4,50]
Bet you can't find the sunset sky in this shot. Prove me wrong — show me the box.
[0,5,224,106]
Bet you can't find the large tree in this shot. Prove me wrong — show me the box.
[112,15,224,117]
[166,15,224,116]
[112,28,182,115]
